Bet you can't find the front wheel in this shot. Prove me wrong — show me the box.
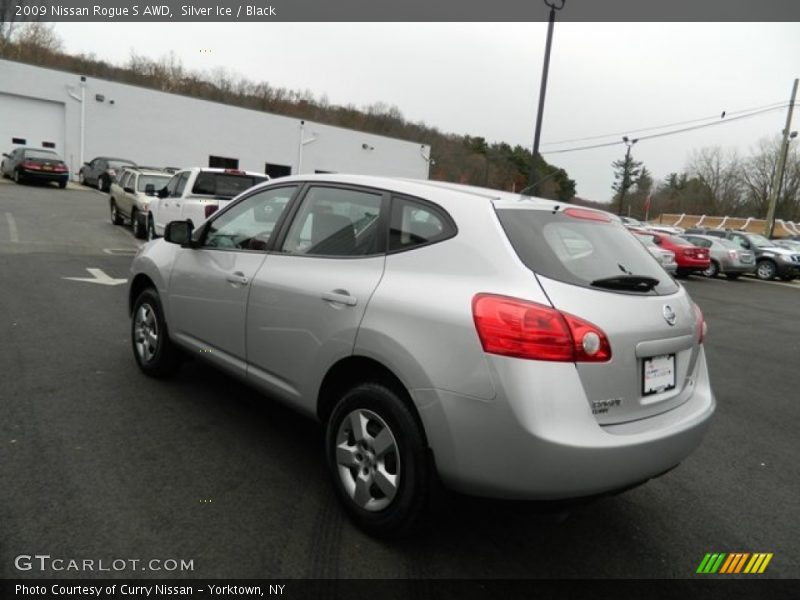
[110,200,123,225]
[131,288,181,377]
[147,217,158,241]
[756,260,777,281]
[702,260,719,278]
[326,382,431,538]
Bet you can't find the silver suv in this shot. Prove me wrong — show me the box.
[109,167,173,238]
[128,175,715,536]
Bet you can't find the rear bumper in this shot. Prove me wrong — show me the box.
[20,169,68,182]
[416,349,715,499]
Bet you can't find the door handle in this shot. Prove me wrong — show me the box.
[322,290,357,307]
[226,271,249,285]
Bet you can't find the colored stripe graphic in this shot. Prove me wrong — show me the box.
[698,552,773,574]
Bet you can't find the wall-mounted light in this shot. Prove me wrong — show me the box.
[362,143,374,150]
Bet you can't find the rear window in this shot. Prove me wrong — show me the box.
[24,149,59,160]
[137,175,171,192]
[192,172,267,198]
[497,209,678,295]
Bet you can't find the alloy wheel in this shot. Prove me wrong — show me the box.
[335,409,400,512]
[133,303,159,364]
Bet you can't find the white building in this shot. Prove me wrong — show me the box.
[0,59,432,180]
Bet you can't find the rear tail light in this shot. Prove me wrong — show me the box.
[694,303,707,344]
[53,164,67,172]
[472,294,611,362]
[204,204,219,219]
[21,161,42,170]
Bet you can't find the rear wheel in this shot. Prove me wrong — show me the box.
[131,209,145,239]
[13,169,23,184]
[58,180,67,189]
[110,200,123,225]
[702,260,719,278]
[131,288,181,377]
[756,260,777,281]
[326,382,431,538]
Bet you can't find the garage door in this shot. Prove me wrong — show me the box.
[0,92,66,159]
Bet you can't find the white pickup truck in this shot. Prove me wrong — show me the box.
[147,167,268,239]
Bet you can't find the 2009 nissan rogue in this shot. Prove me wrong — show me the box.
[128,175,715,537]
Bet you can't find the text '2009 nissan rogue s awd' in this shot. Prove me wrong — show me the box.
[128,175,715,537]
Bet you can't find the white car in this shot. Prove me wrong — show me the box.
[147,168,268,239]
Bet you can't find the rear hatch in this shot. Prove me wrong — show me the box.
[495,203,702,425]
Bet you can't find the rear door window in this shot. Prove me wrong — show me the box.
[388,196,456,252]
[496,208,678,295]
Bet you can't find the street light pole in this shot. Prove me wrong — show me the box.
[529,0,565,195]
[618,136,638,216]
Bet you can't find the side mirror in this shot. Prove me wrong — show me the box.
[84,162,90,167]
[164,221,193,246]
[144,184,156,196]
[158,187,169,199]
[2,153,8,158]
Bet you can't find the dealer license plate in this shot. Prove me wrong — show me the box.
[643,354,676,396]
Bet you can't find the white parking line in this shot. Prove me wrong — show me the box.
[5,212,19,242]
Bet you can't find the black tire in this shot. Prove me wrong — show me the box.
[13,169,24,184]
[131,288,181,377]
[79,171,86,186]
[147,217,158,241]
[99,175,108,191]
[756,260,777,281]
[58,180,67,189]
[326,382,431,538]
[725,273,741,280]
[110,200,123,225]
[675,268,689,279]
[702,260,719,278]
[131,208,145,239]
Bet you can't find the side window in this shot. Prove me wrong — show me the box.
[281,186,383,257]
[203,186,297,251]
[388,196,455,252]
[174,173,189,197]
[164,174,180,197]
[123,172,135,189]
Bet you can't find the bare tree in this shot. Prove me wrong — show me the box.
[687,146,743,215]
[740,137,782,217]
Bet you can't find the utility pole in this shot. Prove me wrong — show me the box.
[764,78,798,238]
[529,0,565,195]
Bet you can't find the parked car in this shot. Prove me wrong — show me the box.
[79,156,137,191]
[1,147,69,188]
[680,234,756,279]
[633,232,677,275]
[128,175,715,537]
[724,231,800,281]
[108,167,174,239]
[771,238,800,253]
[147,167,268,240]
[631,229,710,278]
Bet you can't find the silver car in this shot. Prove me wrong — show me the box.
[634,232,678,275]
[128,175,715,537]
[681,234,756,279]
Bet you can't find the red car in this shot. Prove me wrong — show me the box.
[631,229,710,277]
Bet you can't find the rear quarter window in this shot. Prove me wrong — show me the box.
[497,208,678,295]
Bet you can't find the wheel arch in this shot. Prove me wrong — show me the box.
[317,356,427,441]
[129,273,157,315]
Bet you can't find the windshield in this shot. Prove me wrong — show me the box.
[747,234,774,248]
[137,175,171,192]
[496,208,678,295]
[24,150,60,160]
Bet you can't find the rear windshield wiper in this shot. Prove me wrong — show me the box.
[590,275,660,292]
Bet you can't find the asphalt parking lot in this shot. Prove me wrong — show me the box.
[1,178,798,580]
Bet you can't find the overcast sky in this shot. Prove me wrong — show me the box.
[53,22,800,203]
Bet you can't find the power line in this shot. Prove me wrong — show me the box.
[541,105,791,155]
[540,101,789,148]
